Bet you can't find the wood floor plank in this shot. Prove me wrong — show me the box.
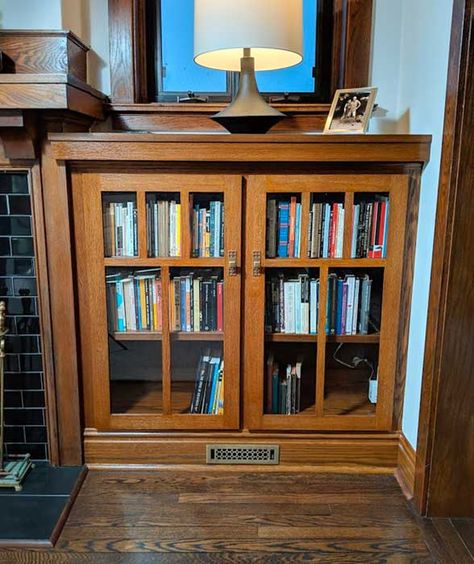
[178,492,406,505]
[452,519,474,558]
[258,525,425,540]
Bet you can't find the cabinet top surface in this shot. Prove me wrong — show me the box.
[49,132,431,165]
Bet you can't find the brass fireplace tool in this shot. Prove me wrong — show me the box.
[0,300,33,490]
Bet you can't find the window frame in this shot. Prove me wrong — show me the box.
[108,0,373,106]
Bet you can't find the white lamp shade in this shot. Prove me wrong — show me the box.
[194,0,303,72]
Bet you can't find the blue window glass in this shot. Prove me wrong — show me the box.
[256,0,317,93]
[161,0,227,93]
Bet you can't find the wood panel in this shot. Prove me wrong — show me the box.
[415,0,474,518]
[40,144,83,465]
[396,432,416,499]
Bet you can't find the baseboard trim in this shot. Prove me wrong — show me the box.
[84,431,400,471]
[396,432,416,498]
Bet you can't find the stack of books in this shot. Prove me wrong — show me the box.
[103,200,138,257]
[106,269,162,332]
[170,271,224,332]
[189,350,224,414]
[351,196,390,258]
[266,354,303,415]
[326,273,374,335]
[191,199,224,257]
[146,196,181,257]
[307,201,344,258]
[265,273,319,334]
[266,197,302,258]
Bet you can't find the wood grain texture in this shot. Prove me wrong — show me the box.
[397,432,416,500]
[0,31,88,79]
[415,0,474,518]
[0,470,459,560]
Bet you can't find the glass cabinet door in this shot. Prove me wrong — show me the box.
[73,173,241,431]
[244,174,408,431]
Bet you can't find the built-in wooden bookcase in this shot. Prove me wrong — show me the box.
[51,133,430,465]
[73,173,242,431]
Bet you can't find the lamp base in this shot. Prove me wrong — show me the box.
[212,54,285,134]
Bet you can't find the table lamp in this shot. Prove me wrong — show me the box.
[194,0,303,133]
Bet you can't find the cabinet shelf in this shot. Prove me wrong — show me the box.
[264,258,387,268]
[112,331,224,341]
[265,333,318,342]
[326,334,380,343]
[104,257,225,267]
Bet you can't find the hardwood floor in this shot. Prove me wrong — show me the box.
[0,470,473,562]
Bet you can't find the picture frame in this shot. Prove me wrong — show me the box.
[323,87,378,134]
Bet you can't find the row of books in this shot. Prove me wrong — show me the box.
[170,271,224,332]
[266,197,302,258]
[326,273,373,335]
[191,200,224,258]
[189,350,224,414]
[266,354,302,414]
[351,197,390,258]
[146,197,181,257]
[265,274,320,334]
[106,269,162,332]
[307,202,344,258]
[103,201,138,257]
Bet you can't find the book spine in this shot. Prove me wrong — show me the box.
[217,281,224,332]
[322,204,331,258]
[294,280,302,334]
[341,281,348,335]
[351,204,359,258]
[309,279,317,334]
[288,197,296,258]
[115,280,126,332]
[382,200,390,258]
[295,203,302,258]
[329,203,337,258]
[209,201,215,257]
[219,203,225,257]
[272,366,279,414]
[336,279,344,335]
[352,278,360,335]
[277,202,290,258]
[336,205,344,258]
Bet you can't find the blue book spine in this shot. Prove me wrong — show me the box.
[295,203,302,258]
[207,359,220,414]
[336,279,344,335]
[116,280,126,332]
[180,277,186,332]
[210,201,215,257]
[219,203,225,257]
[134,279,142,330]
[325,278,332,334]
[277,202,290,258]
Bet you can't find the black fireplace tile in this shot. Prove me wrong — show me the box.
[3,425,25,442]
[0,257,34,276]
[5,335,39,354]
[8,195,31,215]
[25,426,47,443]
[0,236,11,256]
[0,465,83,496]
[11,237,34,257]
[4,353,20,372]
[22,390,45,408]
[4,408,44,426]
[6,442,47,459]
[0,216,31,236]
[0,174,28,194]
[4,315,15,333]
[5,372,43,390]
[15,316,40,335]
[4,390,23,408]
[0,194,7,213]
[0,277,13,296]
[20,354,43,372]
[4,296,37,315]
[13,277,37,296]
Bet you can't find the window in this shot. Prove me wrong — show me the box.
[151,0,321,102]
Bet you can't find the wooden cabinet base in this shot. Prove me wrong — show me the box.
[84,430,399,471]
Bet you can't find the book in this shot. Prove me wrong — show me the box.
[352,196,390,258]
[307,200,344,259]
[191,197,225,258]
[267,354,304,415]
[103,199,138,257]
[189,350,224,415]
[146,196,181,257]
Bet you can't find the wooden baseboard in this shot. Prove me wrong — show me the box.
[84,430,399,471]
[396,432,416,498]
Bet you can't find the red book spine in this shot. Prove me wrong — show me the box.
[217,282,224,332]
[368,201,379,258]
[288,196,297,257]
[330,203,338,258]
[373,200,386,258]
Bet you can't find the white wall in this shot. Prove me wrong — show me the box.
[0,0,110,94]
[371,0,453,448]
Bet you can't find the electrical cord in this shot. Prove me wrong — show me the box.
[332,342,375,380]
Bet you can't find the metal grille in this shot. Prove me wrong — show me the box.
[206,444,279,465]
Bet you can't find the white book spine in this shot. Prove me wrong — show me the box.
[323,204,331,258]
[193,279,200,331]
[114,204,121,256]
[295,203,301,258]
[294,281,302,333]
[352,278,360,335]
[336,205,344,258]
[214,201,221,258]
[284,282,295,333]
[345,275,355,335]
[127,201,134,256]
[169,201,175,257]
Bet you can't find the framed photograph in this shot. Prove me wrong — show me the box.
[324,87,378,134]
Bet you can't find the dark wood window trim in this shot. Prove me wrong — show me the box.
[108,0,373,107]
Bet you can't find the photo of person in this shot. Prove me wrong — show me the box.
[324,87,378,133]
